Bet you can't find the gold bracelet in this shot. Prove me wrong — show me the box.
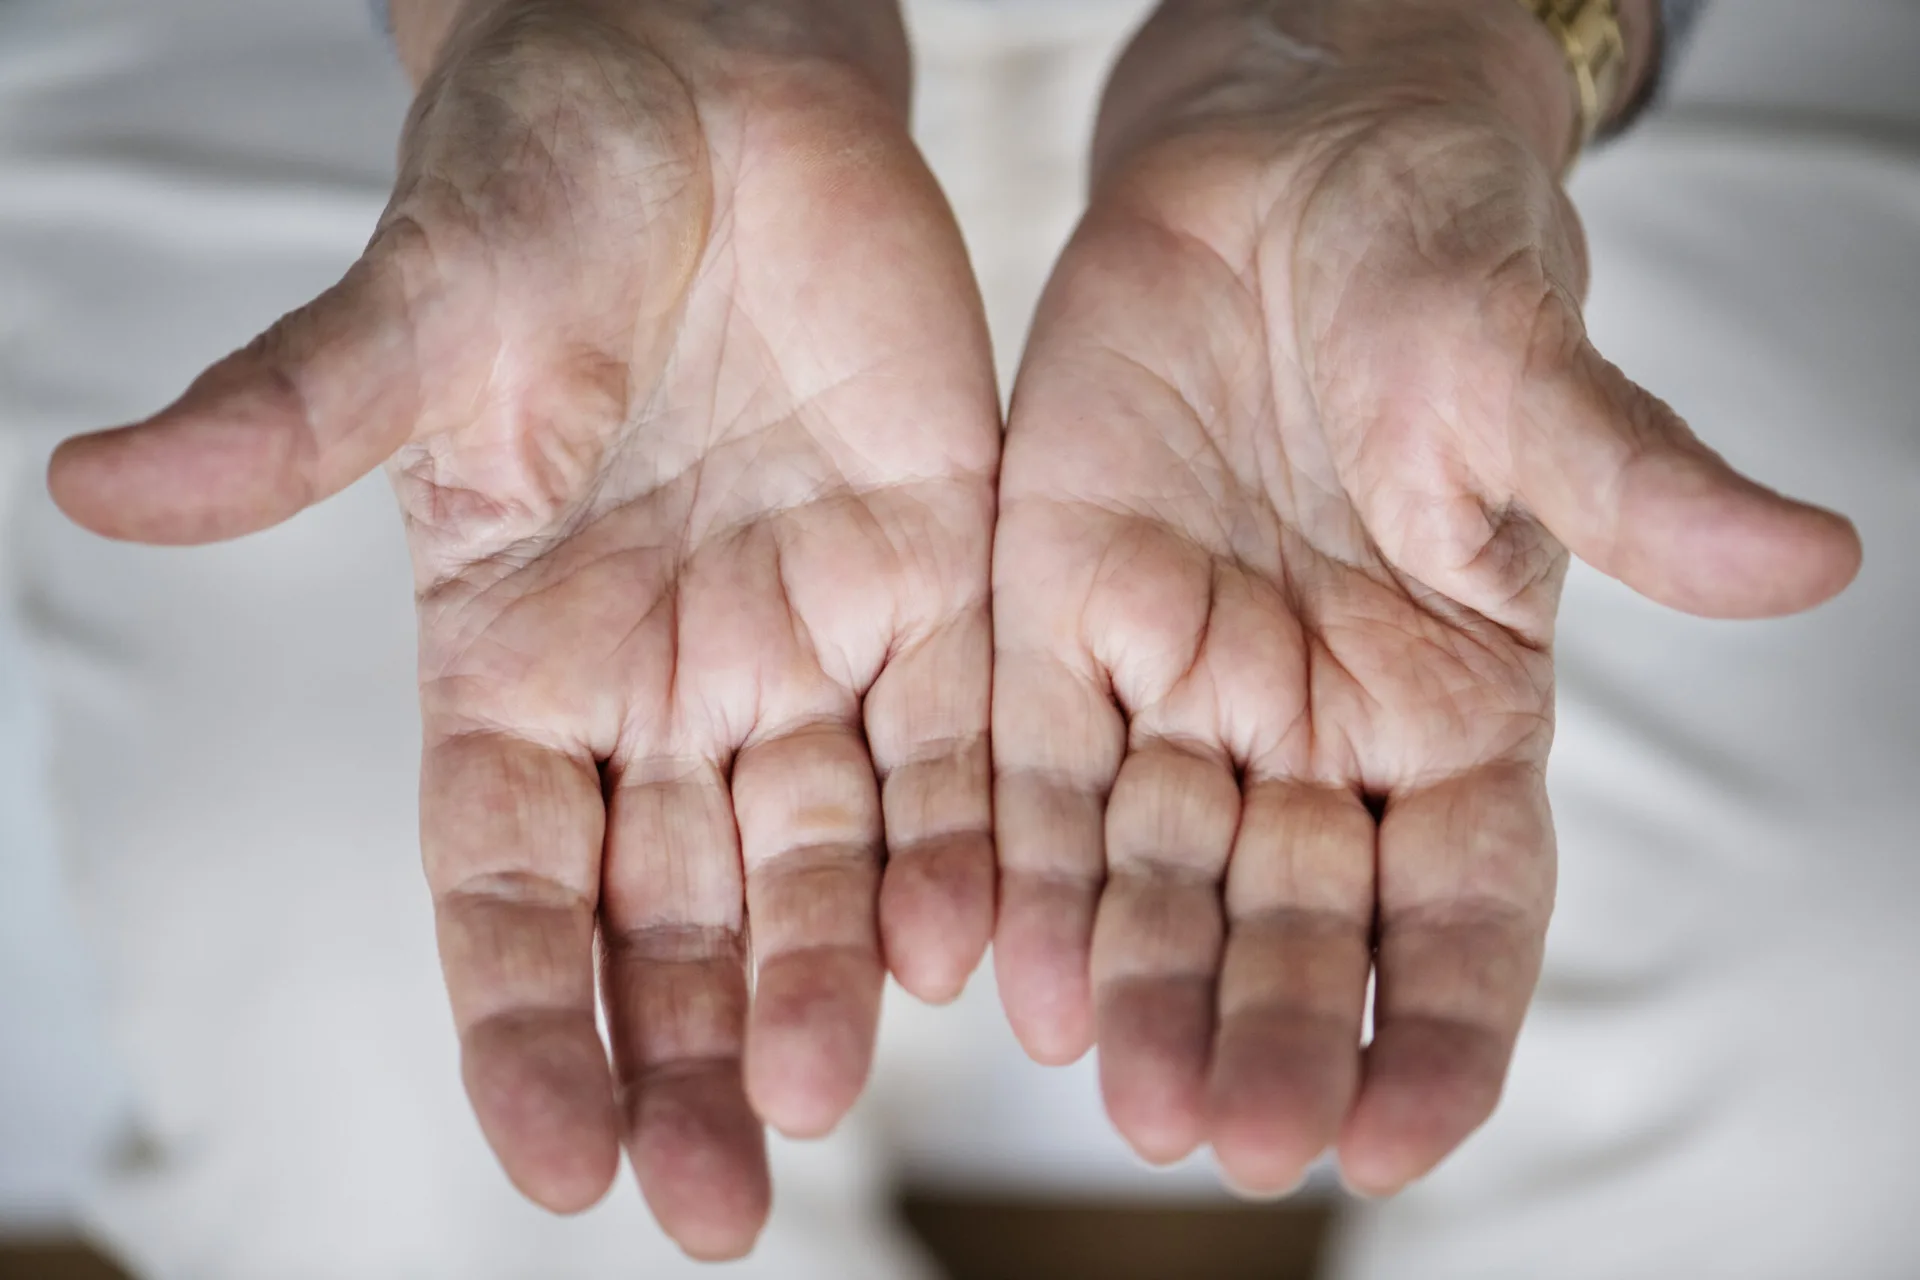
[1512,0,1628,158]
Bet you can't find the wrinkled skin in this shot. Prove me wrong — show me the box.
[48,0,1863,1258]
[50,0,998,1258]
[991,7,1862,1199]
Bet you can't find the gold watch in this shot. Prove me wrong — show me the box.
[1512,0,1629,157]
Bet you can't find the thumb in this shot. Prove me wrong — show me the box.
[1511,341,1862,620]
[48,225,427,545]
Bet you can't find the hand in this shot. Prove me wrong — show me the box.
[991,0,1860,1198]
[49,0,998,1256]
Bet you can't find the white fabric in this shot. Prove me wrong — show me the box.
[0,445,125,1228]
[1328,3,1920,1277]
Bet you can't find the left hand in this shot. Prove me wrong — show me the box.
[992,0,1861,1198]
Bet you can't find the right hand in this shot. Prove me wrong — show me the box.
[49,0,1001,1256]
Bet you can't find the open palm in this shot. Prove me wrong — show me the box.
[50,1,998,1257]
[993,102,1860,1196]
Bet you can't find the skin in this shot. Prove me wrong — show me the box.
[50,0,998,1258]
[44,0,1860,1260]
[993,0,1860,1200]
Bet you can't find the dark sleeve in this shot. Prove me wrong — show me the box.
[1609,0,1710,135]
[1663,0,1709,64]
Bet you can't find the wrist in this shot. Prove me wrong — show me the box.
[1095,0,1657,178]
[389,0,911,107]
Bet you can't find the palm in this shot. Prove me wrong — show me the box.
[993,111,1859,1195]
[51,9,997,1259]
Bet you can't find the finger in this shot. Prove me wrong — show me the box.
[47,219,433,544]
[1513,332,1861,620]
[1337,761,1554,1196]
[1207,782,1375,1197]
[732,722,886,1140]
[421,728,619,1216]
[1090,741,1240,1165]
[991,647,1126,1065]
[866,606,994,1004]
[599,761,767,1261]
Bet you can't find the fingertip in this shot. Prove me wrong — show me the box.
[1758,500,1863,616]
[1109,1109,1206,1168]
[992,886,1097,1066]
[744,949,882,1139]
[1210,1129,1324,1200]
[1014,1013,1095,1068]
[1333,1134,1424,1201]
[1331,1141,1411,1200]
[677,1219,767,1264]
[1206,1026,1354,1199]
[745,1072,859,1142]
[887,955,973,1008]
[46,431,116,536]
[1623,455,1866,620]
[1218,1166,1309,1203]
[880,833,994,1005]
[659,1178,769,1262]
[46,424,194,544]
[1007,993,1094,1067]
[1104,1065,1206,1167]
[461,1011,622,1215]
[1095,981,1212,1167]
[1333,1018,1507,1199]
[628,1068,771,1259]
[1000,966,1094,1065]
[1334,1162,1397,1202]
[998,953,1098,1064]
[746,1077,845,1141]
[529,1162,620,1217]
[1023,1028,1094,1068]
[44,376,317,545]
